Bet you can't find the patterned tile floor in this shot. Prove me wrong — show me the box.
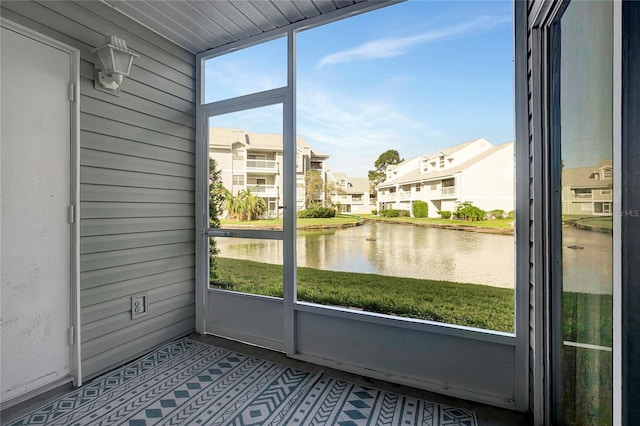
[1,335,529,426]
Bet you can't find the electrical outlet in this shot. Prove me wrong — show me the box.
[131,293,148,319]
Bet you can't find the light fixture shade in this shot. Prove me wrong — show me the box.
[92,35,139,92]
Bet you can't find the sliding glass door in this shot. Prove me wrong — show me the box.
[550,2,614,424]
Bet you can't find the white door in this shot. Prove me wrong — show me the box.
[1,24,75,403]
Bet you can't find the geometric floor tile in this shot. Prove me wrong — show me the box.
[6,338,477,426]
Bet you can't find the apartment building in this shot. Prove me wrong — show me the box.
[209,127,329,217]
[328,173,376,214]
[561,161,613,216]
[376,138,514,217]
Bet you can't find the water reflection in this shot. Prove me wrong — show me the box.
[562,225,612,295]
[217,223,515,287]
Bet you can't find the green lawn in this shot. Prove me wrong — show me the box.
[211,257,515,332]
[561,292,613,425]
[368,216,515,230]
[220,215,514,231]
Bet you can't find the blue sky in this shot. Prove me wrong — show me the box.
[206,1,514,177]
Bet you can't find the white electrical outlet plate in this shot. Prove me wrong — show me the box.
[131,293,148,319]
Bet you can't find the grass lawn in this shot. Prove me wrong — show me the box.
[368,216,515,230]
[220,214,514,232]
[574,216,612,230]
[211,257,515,332]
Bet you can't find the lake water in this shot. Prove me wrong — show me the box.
[216,222,515,288]
[215,222,613,292]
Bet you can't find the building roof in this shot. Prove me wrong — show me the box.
[347,178,371,194]
[378,141,513,188]
[209,127,311,151]
[329,173,371,194]
[385,138,490,175]
[331,172,348,181]
[562,161,613,189]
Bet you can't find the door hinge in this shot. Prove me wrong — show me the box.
[67,326,74,345]
[68,205,75,224]
[68,83,75,102]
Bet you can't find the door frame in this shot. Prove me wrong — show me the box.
[1,18,81,403]
[527,0,623,423]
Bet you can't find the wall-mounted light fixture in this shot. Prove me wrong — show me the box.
[92,35,138,94]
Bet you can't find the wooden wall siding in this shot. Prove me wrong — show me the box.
[0,0,197,378]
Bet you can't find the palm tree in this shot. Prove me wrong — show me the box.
[220,187,267,221]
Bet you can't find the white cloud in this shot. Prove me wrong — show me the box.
[317,15,511,68]
[297,84,441,176]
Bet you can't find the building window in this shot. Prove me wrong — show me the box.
[439,156,445,168]
[232,148,244,160]
[232,174,244,186]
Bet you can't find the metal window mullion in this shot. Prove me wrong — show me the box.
[200,87,288,115]
[206,229,283,240]
[195,89,208,333]
[612,1,622,423]
[283,29,297,356]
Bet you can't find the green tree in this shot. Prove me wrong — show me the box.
[209,159,223,280]
[222,188,267,221]
[304,170,324,208]
[455,202,486,221]
[368,149,403,189]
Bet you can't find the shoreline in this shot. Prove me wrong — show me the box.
[366,218,514,235]
[220,218,515,235]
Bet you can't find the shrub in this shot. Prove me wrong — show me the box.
[489,209,505,219]
[506,210,515,219]
[455,202,486,221]
[371,210,378,215]
[439,210,452,219]
[380,209,400,217]
[399,209,410,217]
[412,201,429,218]
[298,207,336,218]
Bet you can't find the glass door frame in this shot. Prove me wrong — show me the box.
[195,31,298,355]
[536,0,623,423]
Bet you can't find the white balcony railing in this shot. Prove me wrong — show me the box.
[246,159,278,172]
[573,193,592,200]
[247,184,278,196]
[441,186,456,196]
[377,192,396,202]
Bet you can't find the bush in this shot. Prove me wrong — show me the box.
[455,202,486,221]
[371,210,378,215]
[506,210,515,219]
[412,201,429,218]
[489,209,505,219]
[439,210,452,219]
[298,207,336,218]
[380,209,399,217]
[379,209,410,217]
